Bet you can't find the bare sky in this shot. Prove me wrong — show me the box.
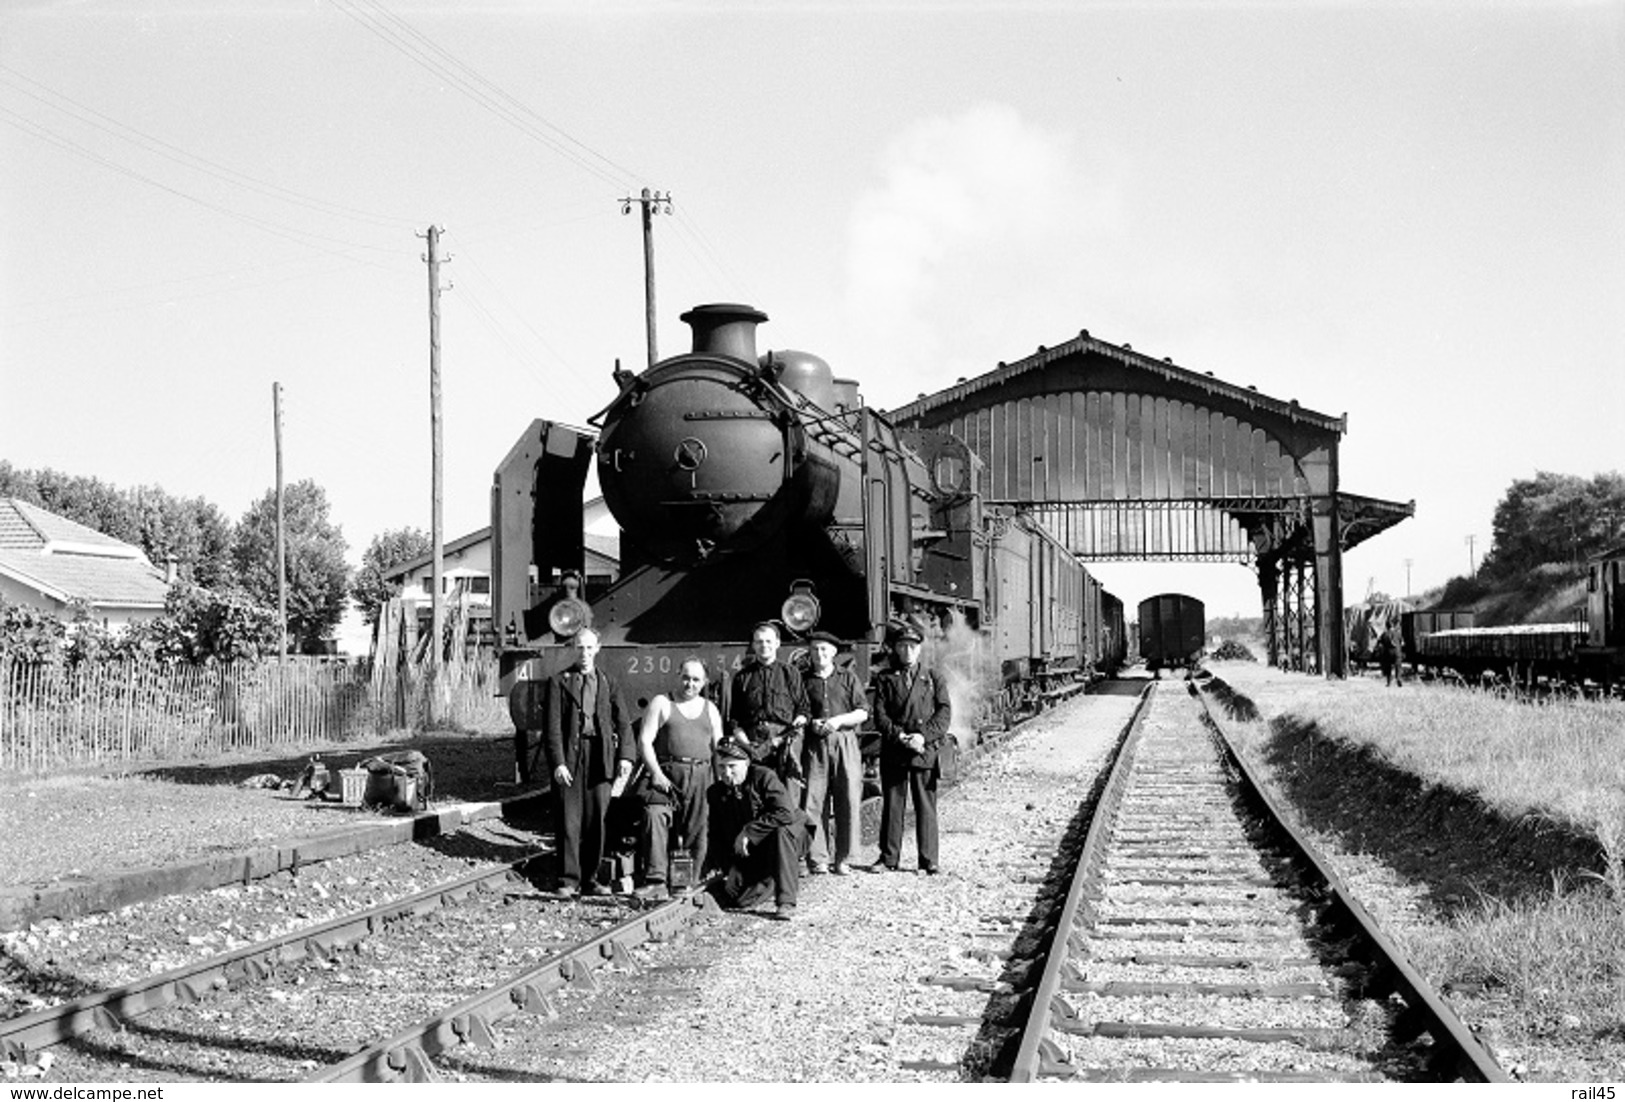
[3,0,1621,621]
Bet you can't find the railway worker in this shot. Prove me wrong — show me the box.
[632,657,723,901]
[704,741,807,921]
[542,628,635,898]
[867,623,952,876]
[1376,627,1404,687]
[727,620,810,804]
[800,630,868,876]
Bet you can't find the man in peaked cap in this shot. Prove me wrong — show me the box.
[867,621,951,875]
[704,740,808,920]
[799,630,868,876]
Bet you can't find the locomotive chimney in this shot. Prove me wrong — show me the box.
[680,303,768,363]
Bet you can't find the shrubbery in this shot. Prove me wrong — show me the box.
[1211,639,1257,662]
[0,584,280,666]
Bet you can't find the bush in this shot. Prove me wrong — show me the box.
[0,599,68,663]
[1211,640,1256,662]
[1,586,280,668]
[134,583,280,663]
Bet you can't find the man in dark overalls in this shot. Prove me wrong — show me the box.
[543,628,634,897]
[1376,627,1404,687]
[705,741,807,921]
[727,620,809,804]
[868,623,953,876]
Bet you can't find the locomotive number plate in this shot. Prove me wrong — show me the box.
[623,651,748,677]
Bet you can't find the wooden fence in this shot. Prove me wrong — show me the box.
[0,654,510,774]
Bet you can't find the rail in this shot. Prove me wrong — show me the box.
[1005,678,1506,1083]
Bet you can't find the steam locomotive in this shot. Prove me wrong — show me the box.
[493,303,1125,758]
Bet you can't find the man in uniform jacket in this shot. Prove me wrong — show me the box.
[869,623,952,875]
[543,628,634,897]
[705,741,807,920]
[727,621,810,802]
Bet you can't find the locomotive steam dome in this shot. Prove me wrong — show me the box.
[597,304,833,563]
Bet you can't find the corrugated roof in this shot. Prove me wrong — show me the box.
[884,329,1345,433]
[0,548,169,608]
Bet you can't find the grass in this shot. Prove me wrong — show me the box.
[1207,662,1625,1079]
[1421,876,1625,1029]
[1217,663,1625,851]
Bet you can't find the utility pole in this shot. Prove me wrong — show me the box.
[272,382,287,662]
[1403,558,1413,599]
[621,187,671,367]
[422,225,448,703]
[1465,534,1477,576]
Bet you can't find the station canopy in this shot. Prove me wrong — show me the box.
[886,327,1413,675]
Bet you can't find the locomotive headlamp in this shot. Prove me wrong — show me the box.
[548,597,590,638]
[780,580,821,634]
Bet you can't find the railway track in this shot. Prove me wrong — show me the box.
[0,844,721,1082]
[1002,678,1506,1083]
[0,675,1106,1084]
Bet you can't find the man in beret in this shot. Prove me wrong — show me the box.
[800,630,868,875]
[705,741,807,920]
[727,620,810,804]
[868,623,952,875]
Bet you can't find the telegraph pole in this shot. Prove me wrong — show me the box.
[1465,535,1477,576]
[621,187,671,366]
[272,382,287,662]
[422,225,448,700]
[1403,558,1413,599]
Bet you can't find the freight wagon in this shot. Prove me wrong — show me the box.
[1137,593,1205,673]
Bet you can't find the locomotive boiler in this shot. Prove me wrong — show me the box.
[493,303,1122,753]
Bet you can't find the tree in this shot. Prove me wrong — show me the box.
[352,527,433,626]
[233,480,351,654]
[1482,470,1625,578]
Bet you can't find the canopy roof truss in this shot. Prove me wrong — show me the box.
[889,329,1414,676]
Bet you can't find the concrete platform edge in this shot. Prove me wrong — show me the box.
[0,789,551,933]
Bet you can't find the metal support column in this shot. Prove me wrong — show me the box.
[1305,556,1321,676]
[1258,558,1280,669]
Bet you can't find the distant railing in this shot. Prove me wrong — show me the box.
[0,653,509,774]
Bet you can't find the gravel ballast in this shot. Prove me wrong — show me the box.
[442,689,1139,1082]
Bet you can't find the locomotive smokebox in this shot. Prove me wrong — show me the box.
[596,302,841,567]
[680,303,768,361]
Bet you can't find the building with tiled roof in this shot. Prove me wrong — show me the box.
[0,499,171,630]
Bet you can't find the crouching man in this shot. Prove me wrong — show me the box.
[705,741,807,921]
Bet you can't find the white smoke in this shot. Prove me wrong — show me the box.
[840,102,1116,402]
[918,614,1004,751]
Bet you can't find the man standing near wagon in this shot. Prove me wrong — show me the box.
[543,628,635,897]
[868,623,952,876]
[800,630,868,876]
[1376,626,1404,687]
[727,621,809,804]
